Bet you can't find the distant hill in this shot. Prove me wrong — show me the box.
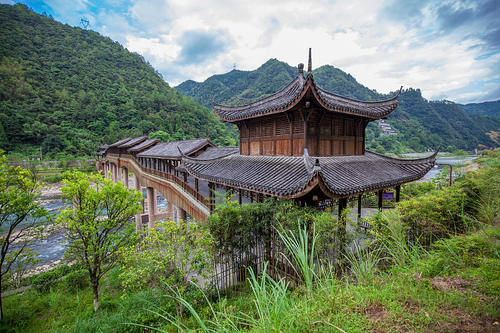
[177,60,499,153]
[459,100,500,117]
[0,4,237,158]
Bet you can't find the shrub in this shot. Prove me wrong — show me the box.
[32,264,73,293]
[44,173,63,183]
[64,269,89,291]
[418,226,500,277]
[397,185,468,246]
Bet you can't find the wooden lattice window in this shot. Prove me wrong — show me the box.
[262,121,273,137]
[249,123,257,138]
[275,115,290,135]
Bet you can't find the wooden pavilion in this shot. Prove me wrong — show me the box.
[181,49,437,216]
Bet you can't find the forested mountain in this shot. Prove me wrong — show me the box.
[177,60,499,153]
[0,4,237,158]
[460,100,500,117]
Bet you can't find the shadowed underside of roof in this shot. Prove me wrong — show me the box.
[213,73,401,122]
[182,151,437,198]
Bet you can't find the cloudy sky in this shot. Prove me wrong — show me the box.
[5,0,500,103]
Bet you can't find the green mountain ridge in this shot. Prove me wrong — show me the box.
[0,4,238,158]
[459,100,500,117]
[177,60,499,153]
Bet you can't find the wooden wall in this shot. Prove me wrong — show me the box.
[238,108,366,156]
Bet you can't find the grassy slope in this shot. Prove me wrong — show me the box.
[4,226,497,332]
[3,152,499,332]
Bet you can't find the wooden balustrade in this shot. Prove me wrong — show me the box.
[110,154,209,207]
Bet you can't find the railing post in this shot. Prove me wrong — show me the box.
[357,194,362,220]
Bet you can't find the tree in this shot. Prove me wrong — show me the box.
[0,152,47,320]
[119,219,213,317]
[57,171,142,312]
[149,130,171,142]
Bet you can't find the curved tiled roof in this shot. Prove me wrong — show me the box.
[118,136,147,148]
[314,85,401,119]
[182,151,437,198]
[213,75,306,122]
[109,137,132,147]
[137,138,213,159]
[194,146,240,160]
[127,138,159,152]
[96,144,109,156]
[318,151,436,196]
[182,154,315,196]
[213,74,401,122]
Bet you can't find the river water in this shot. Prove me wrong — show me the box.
[11,155,477,268]
[420,155,477,180]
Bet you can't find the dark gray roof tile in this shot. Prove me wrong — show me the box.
[118,136,147,148]
[137,138,213,159]
[213,74,401,122]
[127,138,159,152]
[182,151,436,197]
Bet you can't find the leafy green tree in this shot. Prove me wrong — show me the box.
[4,247,39,289]
[149,130,171,142]
[119,219,213,317]
[57,171,142,312]
[0,151,47,320]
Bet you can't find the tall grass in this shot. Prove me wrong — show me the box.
[242,263,291,331]
[374,211,426,268]
[277,222,317,296]
[141,264,292,332]
[132,283,239,332]
[344,241,381,285]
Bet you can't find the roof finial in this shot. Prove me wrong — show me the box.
[307,48,312,73]
[298,63,304,74]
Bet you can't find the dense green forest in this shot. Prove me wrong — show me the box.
[460,100,500,117]
[177,59,500,153]
[1,4,497,158]
[0,4,238,159]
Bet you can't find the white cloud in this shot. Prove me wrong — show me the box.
[36,0,500,103]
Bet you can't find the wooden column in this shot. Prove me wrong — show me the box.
[208,183,214,212]
[121,167,128,188]
[134,174,142,232]
[112,164,117,182]
[395,185,401,202]
[167,202,175,220]
[338,197,348,268]
[338,198,348,220]
[238,189,242,205]
[195,178,199,194]
[287,113,293,156]
[357,194,362,220]
[378,189,383,209]
[147,187,156,229]
[273,119,277,155]
[303,109,308,153]
[177,206,187,221]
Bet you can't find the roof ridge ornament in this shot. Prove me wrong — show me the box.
[312,158,321,173]
[298,63,304,74]
[307,48,312,74]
